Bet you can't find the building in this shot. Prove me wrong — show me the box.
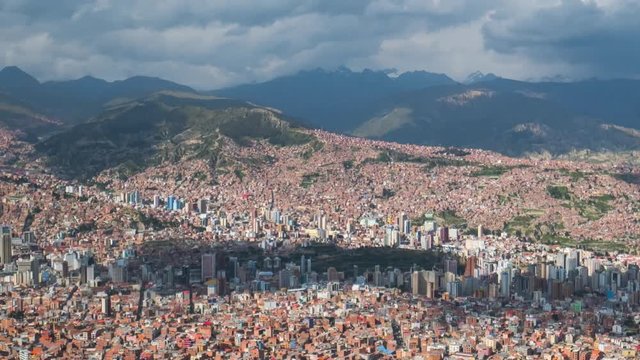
[100,292,112,316]
[447,280,462,298]
[411,270,436,298]
[0,233,12,265]
[201,253,216,281]
[327,267,339,282]
[500,269,511,298]
[15,257,39,286]
[444,259,458,275]
[464,256,477,278]
[439,227,449,243]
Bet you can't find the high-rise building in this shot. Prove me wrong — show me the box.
[373,265,383,287]
[446,280,462,298]
[555,252,567,269]
[15,257,39,286]
[251,207,260,234]
[500,269,511,298]
[439,227,449,243]
[198,199,208,214]
[420,232,433,250]
[327,267,339,282]
[100,292,112,316]
[278,269,291,289]
[402,219,411,235]
[318,214,327,230]
[153,195,161,208]
[444,259,458,275]
[166,196,175,210]
[464,256,478,278]
[397,212,408,233]
[109,262,128,283]
[22,231,35,244]
[129,190,141,205]
[411,270,436,298]
[86,264,95,284]
[229,257,240,279]
[201,253,216,281]
[0,233,12,265]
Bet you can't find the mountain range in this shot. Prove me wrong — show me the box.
[215,69,640,156]
[1,66,640,158]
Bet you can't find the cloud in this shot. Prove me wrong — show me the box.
[483,0,640,79]
[0,0,638,88]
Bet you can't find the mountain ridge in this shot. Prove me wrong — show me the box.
[35,91,313,179]
[2,65,640,157]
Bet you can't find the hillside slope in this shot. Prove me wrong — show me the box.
[36,92,313,178]
[353,85,640,155]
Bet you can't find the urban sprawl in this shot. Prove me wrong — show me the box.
[0,129,638,359]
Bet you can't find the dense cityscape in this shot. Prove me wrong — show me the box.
[2,1,640,358]
[0,126,638,359]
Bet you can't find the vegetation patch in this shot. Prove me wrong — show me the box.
[471,164,530,177]
[342,159,355,170]
[498,193,519,205]
[504,214,539,237]
[300,172,321,188]
[471,165,509,177]
[547,185,614,220]
[559,168,590,181]
[268,130,314,147]
[539,234,629,253]
[573,194,615,221]
[363,149,473,171]
[233,169,244,181]
[300,139,325,160]
[579,239,629,253]
[547,185,571,200]
[136,211,179,230]
[192,171,208,182]
[540,234,576,247]
[412,212,435,225]
[379,188,396,199]
[436,210,466,227]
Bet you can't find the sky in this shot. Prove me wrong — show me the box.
[1,0,639,89]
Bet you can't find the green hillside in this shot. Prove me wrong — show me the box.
[36,92,313,178]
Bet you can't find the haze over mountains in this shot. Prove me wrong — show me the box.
[1,65,640,157]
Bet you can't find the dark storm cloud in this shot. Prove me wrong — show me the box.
[483,0,640,78]
[0,0,638,88]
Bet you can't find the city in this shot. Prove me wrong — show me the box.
[0,126,638,359]
[1,1,640,359]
